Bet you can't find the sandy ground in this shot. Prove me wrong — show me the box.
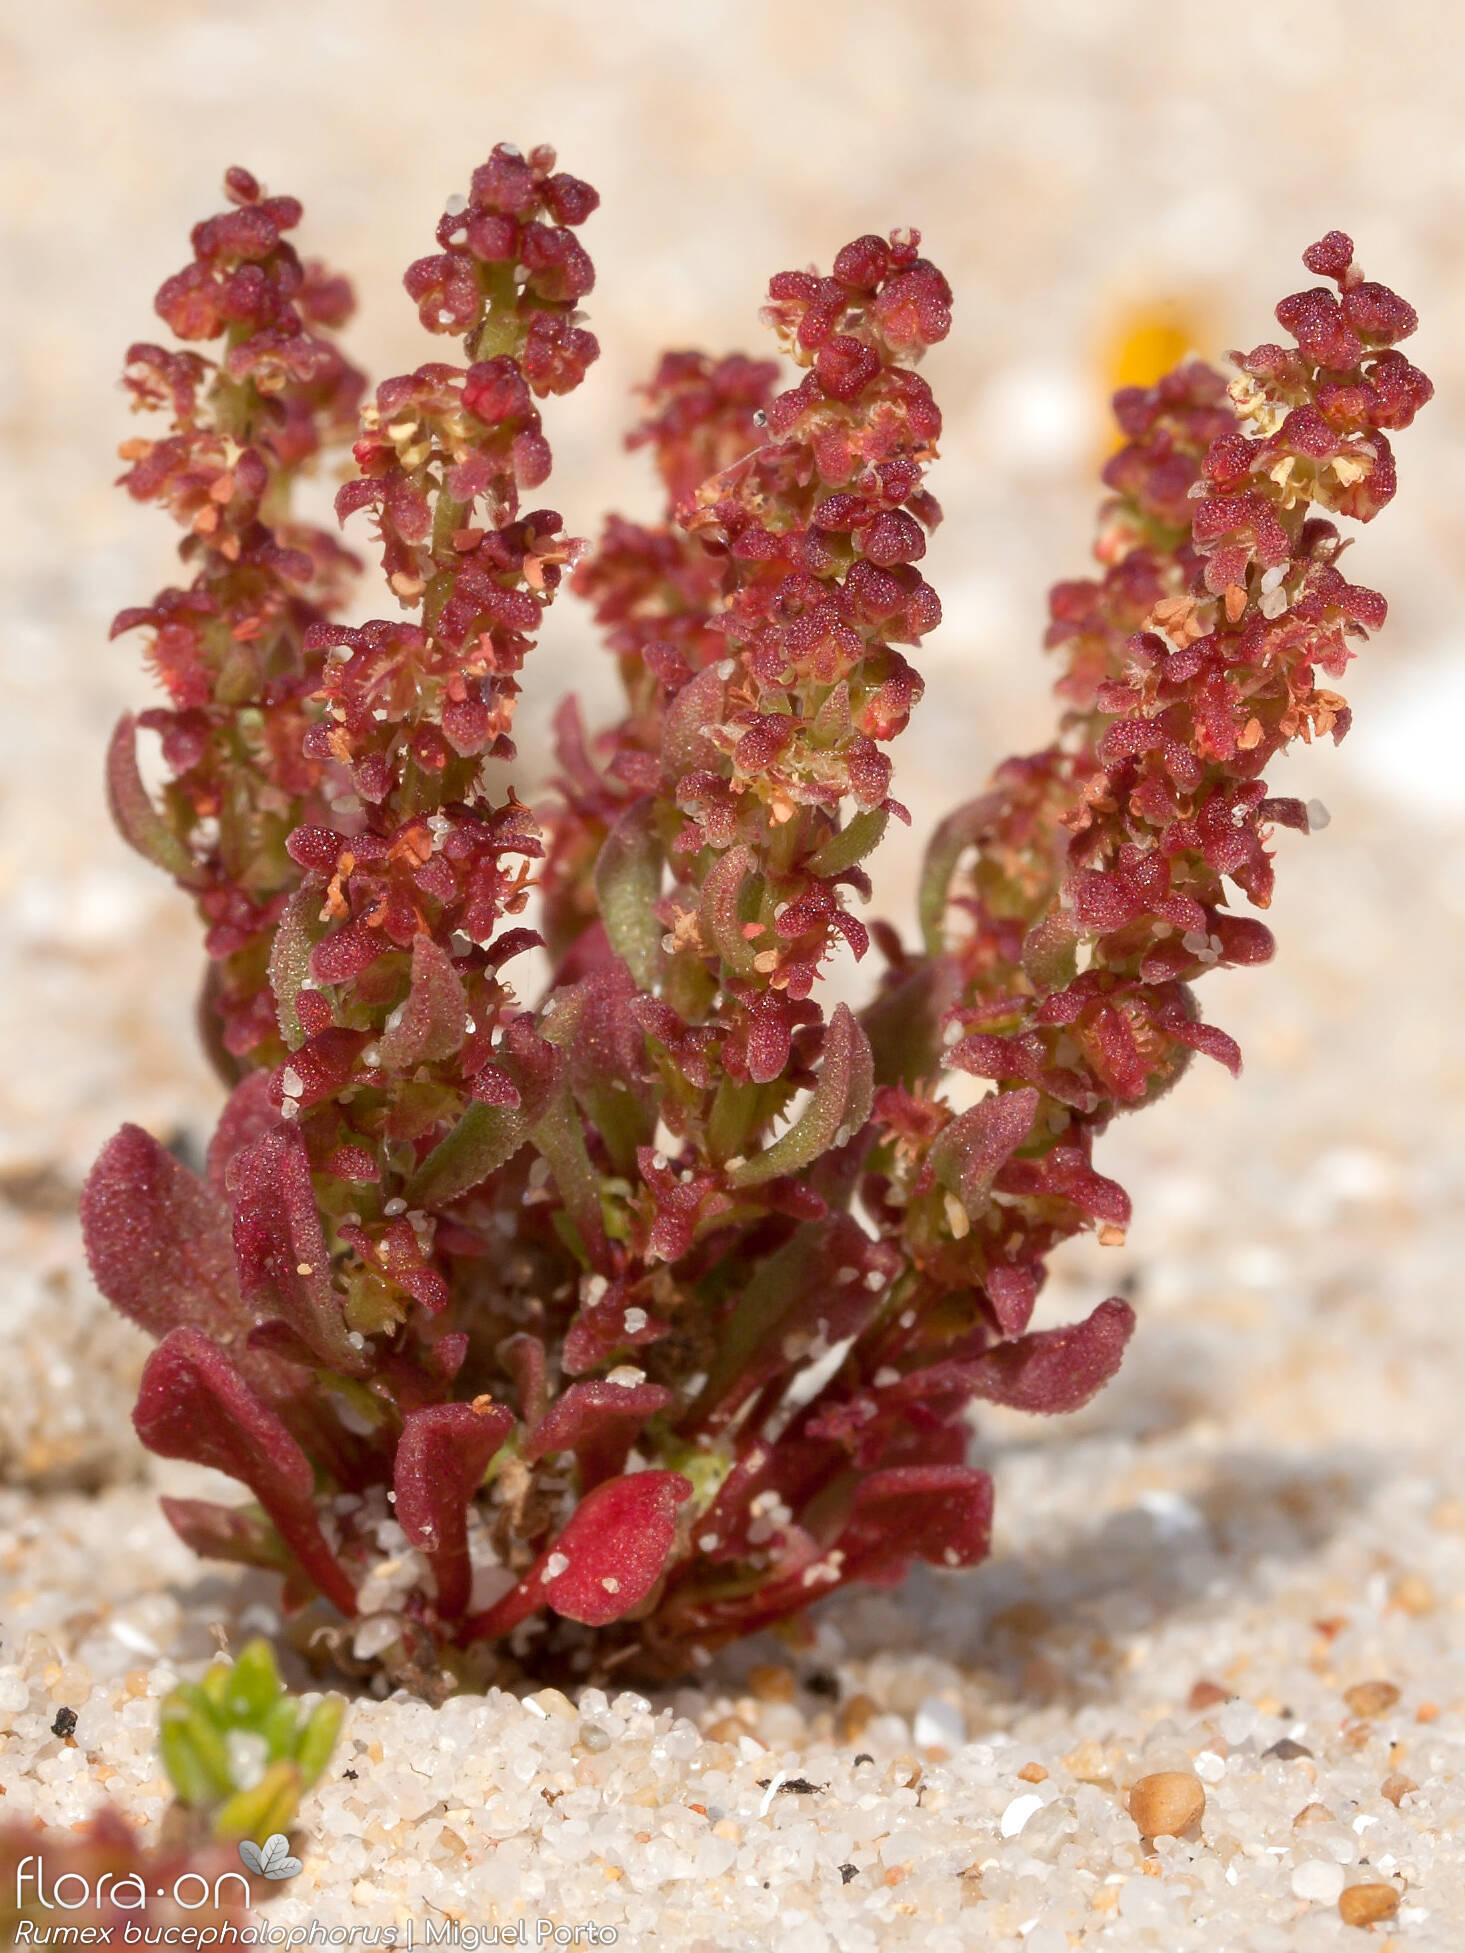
[3,3,1465,1945]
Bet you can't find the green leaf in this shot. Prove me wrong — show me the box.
[158,1639,343,1831]
[1019,912,1080,991]
[159,1692,233,1807]
[808,805,889,877]
[260,1697,302,1762]
[105,714,200,887]
[268,888,323,1052]
[294,1697,345,1789]
[698,845,760,977]
[728,1004,874,1187]
[532,1087,606,1263]
[917,792,1000,956]
[860,956,958,1089]
[594,800,665,990]
[225,1638,283,1722]
[689,1224,823,1415]
[212,1760,303,1843]
[407,1100,528,1206]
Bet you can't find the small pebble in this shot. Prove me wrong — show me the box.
[1000,1791,1045,1838]
[1264,1737,1313,1760]
[1338,1882,1402,1928]
[1188,1679,1230,1711]
[1294,1802,1334,1828]
[1129,1771,1205,1838]
[704,1715,748,1745]
[1343,1680,1400,1719]
[1292,1858,1345,1903]
[51,1706,77,1740]
[1381,1772,1417,1807]
[747,1663,795,1703]
[913,1695,966,1752]
[1390,1573,1436,1616]
[839,1693,877,1742]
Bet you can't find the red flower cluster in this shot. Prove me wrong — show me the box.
[85,162,1431,1687]
[107,166,365,1066]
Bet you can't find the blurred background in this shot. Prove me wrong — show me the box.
[1,0,1463,1492]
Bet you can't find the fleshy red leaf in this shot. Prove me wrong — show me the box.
[82,1124,243,1341]
[136,1328,355,1615]
[157,1495,291,1574]
[524,1378,672,1489]
[228,1127,367,1375]
[379,935,469,1070]
[464,1470,693,1638]
[838,1464,994,1585]
[964,1297,1135,1413]
[928,1086,1038,1222]
[205,1072,284,1197]
[394,1399,515,1617]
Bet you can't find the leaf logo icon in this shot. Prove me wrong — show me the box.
[238,1833,303,1880]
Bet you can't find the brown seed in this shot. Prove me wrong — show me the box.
[747,1663,795,1703]
[1380,1772,1417,1808]
[1344,1680,1401,1719]
[1338,1882,1401,1928]
[1129,1771,1206,1838]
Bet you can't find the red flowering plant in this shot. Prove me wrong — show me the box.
[82,147,1431,1689]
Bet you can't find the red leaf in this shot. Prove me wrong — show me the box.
[379,935,468,1070]
[205,1072,284,1196]
[394,1399,515,1618]
[928,1086,1038,1222]
[838,1464,994,1584]
[82,1125,243,1341]
[463,1471,692,1638]
[228,1127,368,1374]
[524,1379,672,1489]
[157,1495,290,1574]
[964,1297,1135,1413]
[136,1328,355,1615]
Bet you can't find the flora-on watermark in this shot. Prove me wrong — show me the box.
[12,1849,250,1927]
[11,1860,619,1945]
